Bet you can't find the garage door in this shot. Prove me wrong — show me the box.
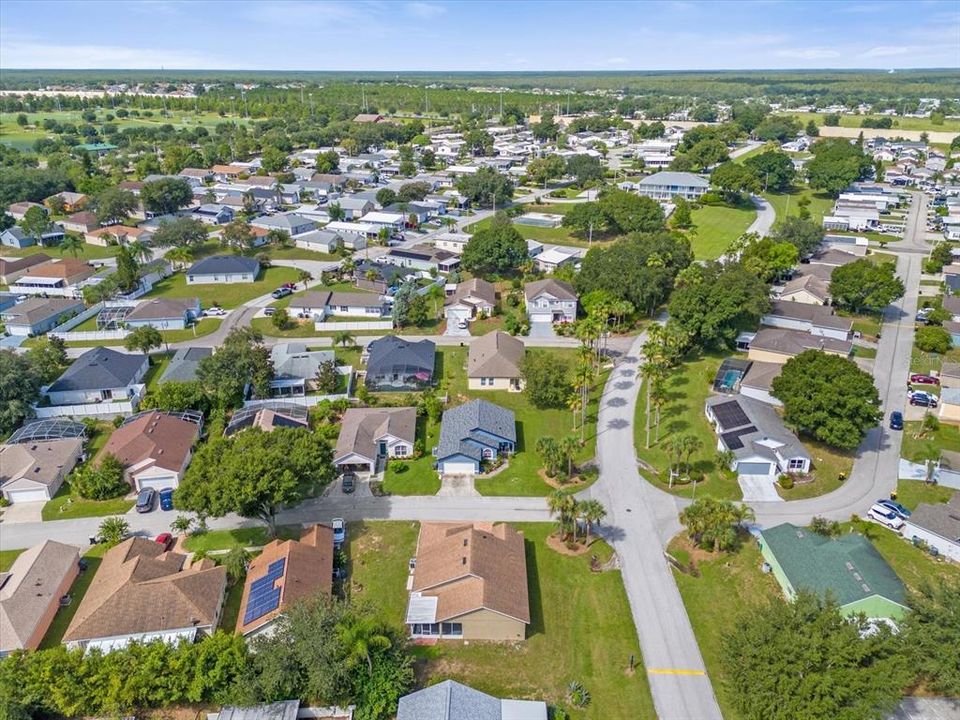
[5,488,50,503]
[441,461,476,475]
[530,314,552,324]
[138,476,177,491]
[737,462,772,476]
[446,308,469,322]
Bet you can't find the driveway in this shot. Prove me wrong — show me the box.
[0,501,44,524]
[527,320,556,339]
[738,475,783,503]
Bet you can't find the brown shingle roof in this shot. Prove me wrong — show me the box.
[468,331,524,379]
[524,278,577,303]
[63,537,226,643]
[780,273,831,303]
[334,407,416,464]
[19,258,94,282]
[445,278,496,309]
[99,410,200,476]
[0,253,51,278]
[412,522,530,624]
[0,438,83,490]
[235,524,334,635]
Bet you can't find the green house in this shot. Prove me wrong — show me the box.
[758,523,908,621]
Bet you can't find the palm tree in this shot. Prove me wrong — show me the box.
[97,516,130,547]
[579,499,607,544]
[222,547,251,586]
[298,269,312,289]
[59,234,85,259]
[337,616,391,675]
[333,330,356,348]
[426,283,444,318]
[170,514,193,534]
[340,257,356,278]
[126,240,152,264]
[568,392,582,432]
[166,245,193,270]
[548,490,577,541]
[560,435,579,478]
[660,435,682,488]
[365,269,378,282]
[678,434,703,479]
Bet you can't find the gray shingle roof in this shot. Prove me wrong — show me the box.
[160,347,212,384]
[270,343,335,382]
[365,336,435,377]
[47,347,147,393]
[397,680,501,720]
[436,399,516,462]
[187,255,260,276]
[638,171,710,188]
[906,493,960,542]
[706,394,810,464]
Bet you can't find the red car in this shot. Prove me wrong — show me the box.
[155,532,174,550]
[281,282,298,290]
[910,374,940,385]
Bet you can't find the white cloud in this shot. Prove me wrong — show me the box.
[405,2,446,18]
[0,37,227,69]
[775,47,842,60]
[861,45,911,58]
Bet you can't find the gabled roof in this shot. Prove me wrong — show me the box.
[410,522,530,625]
[468,331,524,379]
[760,523,907,609]
[445,278,496,308]
[160,347,212,383]
[125,297,199,321]
[906,492,960,543]
[0,438,83,489]
[764,300,853,332]
[523,278,577,303]
[47,347,147,393]
[334,407,417,464]
[638,171,710,188]
[63,537,226,643]
[235,525,334,636]
[0,297,83,325]
[749,328,852,357]
[436,399,516,462]
[780,273,831,302]
[100,410,200,474]
[18,258,92,282]
[0,540,79,654]
[270,343,335,382]
[365,336,436,377]
[706,394,810,463]
[187,254,260,276]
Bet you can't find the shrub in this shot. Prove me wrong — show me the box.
[389,460,409,474]
[778,474,795,490]
[810,516,841,537]
[915,326,952,354]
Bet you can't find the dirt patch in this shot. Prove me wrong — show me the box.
[537,468,589,490]
[546,533,597,556]
[668,534,722,566]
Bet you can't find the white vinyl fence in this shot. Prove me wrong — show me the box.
[313,320,393,332]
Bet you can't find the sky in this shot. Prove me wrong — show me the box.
[1,0,958,72]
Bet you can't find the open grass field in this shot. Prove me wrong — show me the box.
[0,241,121,261]
[763,186,835,224]
[348,520,655,718]
[144,266,299,309]
[182,525,301,553]
[775,111,960,134]
[467,202,622,249]
[687,203,756,259]
[900,421,960,463]
[896,479,956,511]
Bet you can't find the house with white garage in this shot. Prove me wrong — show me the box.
[524,278,578,325]
[333,407,417,474]
[99,410,202,491]
[761,300,853,341]
[0,297,85,336]
[324,221,376,249]
[444,278,496,324]
[288,290,386,320]
[186,255,261,284]
[0,437,85,503]
[45,347,149,407]
[434,399,516,475]
[705,394,811,479]
[124,297,201,331]
[901,493,960,563]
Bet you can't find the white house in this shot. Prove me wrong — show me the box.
[901,493,960,563]
[186,255,261,284]
[524,278,578,324]
[761,300,853,341]
[45,347,149,407]
[636,171,710,201]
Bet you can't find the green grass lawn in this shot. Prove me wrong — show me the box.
[896,479,956,511]
[466,202,622,248]
[0,242,120,261]
[0,549,25,571]
[41,484,134,520]
[900,421,960,463]
[909,346,960,375]
[219,577,247,632]
[774,439,854,500]
[843,519,960,591]
[39,544,109,649]
[258,246,339,263]
[687,203,756,260]
[349,521,655,718]
[382,416,442,495]
[182,525,300,553]
[144,266,300,309]
[670,535,781,720]
[763,187,835,224]
[775,111,960,134]
[469,314,507,336]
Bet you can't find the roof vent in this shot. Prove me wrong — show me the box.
[461,557,467,565]
[845,562,854,570]
[463,538,468,547]
[861,583,871,592]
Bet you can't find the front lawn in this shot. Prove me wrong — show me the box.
[900,421,960,463]
[896,479,956,511]
[182,525,300,553]
[0,242,120,261]
[763,187,834,224]
[774,439,854,500]
[41,484,134,520]
[687,203,756,260]
[382,416,442,495]
[0,549,24,571]
[670,534,781,720]
[39,544,109,649]
[144,266,300,309]
[345,520,421,628]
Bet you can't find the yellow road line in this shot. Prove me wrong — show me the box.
[648,668,707,676]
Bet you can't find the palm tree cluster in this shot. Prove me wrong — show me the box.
[679,497,755,553]
[536,435,580,480]
[638,323,688,449]
[661,433,704,488]
[548,491,607,545]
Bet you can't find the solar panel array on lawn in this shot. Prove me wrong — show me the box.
[243,558,287,625]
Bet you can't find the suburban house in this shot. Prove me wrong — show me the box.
[363,336,436,391]
[324,221,375,250]
[939,388,960,424]
[433,232,469,255]
[1,225,64,249]
[236,524,335,639]
[468,331,525,392]
[778,273,832,305]
[405,522,530,640]
[0,541,80,656]
[289,290,386,320]
[186,255,261,284]
[361,210,405,232]
[385,244,460,274]
[761,300,853,341]
[192,204,235,225]
[6,201,44,220]
[444,278,496,325]
[0,297,85,336]
[738,360,783,407]
[294,229,342,254]
[533,246,581,273]
[353,260,412,293]
[211,164,246,181]
[45,191,88,213]
[901,492,960,563]
[636,171,710,201]
[45,347,149,406]
[705,394,811,479]
[759,523,908,620]
[224,404,310,436]
[524,278,578,325]
[85,225,153,247]
[0,253,50,284]
[0,437,85,503]
[61,211,100,234]
[269,343,337,397]
[434,399,516,475]
[62,537,227,652]
[333,197,374,219]
[159,347,212,384]
[124,297,201,330]
[10,258,97,297]
[333,407,417,474]
[99,410,202,491]
[251,212,317,237]
[397,680,547,720]
[747,328,853,364]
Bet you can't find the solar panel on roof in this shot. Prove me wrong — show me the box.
[720,425,757,451]
[711,400,751,429]
[242,558,287,625]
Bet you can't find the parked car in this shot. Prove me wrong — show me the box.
[135,487,157,514]
[332,518,346,546]
[271,287,292,300]
[910,374,940,385]
[342,473,356,494]
[876,499,911,519]
[457,318,468,330]
[909,391,938,408]
[264,307,277,316]
[158,487,174,511]
[889,411,903,430]
[202,306,226,317]
[868,503,905,530]
[155,532,174,550]
[281,282,297,290]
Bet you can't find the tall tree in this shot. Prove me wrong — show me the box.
[679,497,754,552]
[743,150,796,192]
[114,245,140,293]
[140,177,193,215]
[19,205,52,243]
[829,259,904,314]
[196,327,274,407]
[124,325,163,354]
[460,213,527,276]
[771,216,824,257]
[94,186,138,225]
[806,138,873,196]
[455,166,513,208]
[0,349,42,434]
[597,189,666,234]
[150,216,208,248]
[522,350,573,409]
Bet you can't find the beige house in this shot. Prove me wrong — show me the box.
[444,278,497,324]
[0,438,85,503]
[747,328,852,365]
[85,225,153,247]
[779,274,831,305]
[99,410,202,491]
[0,540,80,656]
[939,388,960,424]
[333,407,417,473]
[468,330,525,391]
[405,522,530,641]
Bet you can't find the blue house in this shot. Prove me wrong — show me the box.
[434,399,516,475]
[1,226,64,249]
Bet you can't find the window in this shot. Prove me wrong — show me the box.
[788,458,806,471]
[482,448,494,460]
[394,445,408,457]
[441,622,463,636]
